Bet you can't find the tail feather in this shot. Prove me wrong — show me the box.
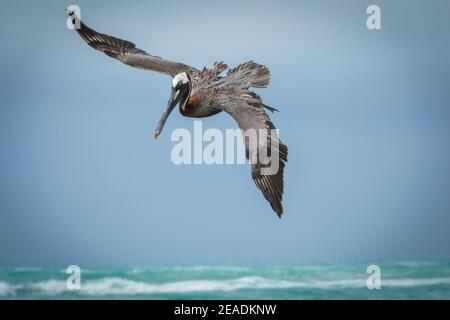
[227,61,271,88]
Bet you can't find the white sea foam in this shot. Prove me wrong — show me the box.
[130,265,250,275]
[30,279,67,295]
[173,265,250,272]
[14,267,42,272]
[381,277,450,287]
[24,276,450,296]
[0,282,22,296]
[81,276,298,295]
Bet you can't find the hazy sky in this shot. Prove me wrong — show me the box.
[1,0,450,266]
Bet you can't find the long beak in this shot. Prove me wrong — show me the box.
[154,90,179,139]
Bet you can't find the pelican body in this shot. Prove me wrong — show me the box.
[68,11,288,217]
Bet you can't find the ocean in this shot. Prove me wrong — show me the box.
[1,260,449,299]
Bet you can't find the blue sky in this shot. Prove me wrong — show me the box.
[1,0,450,266]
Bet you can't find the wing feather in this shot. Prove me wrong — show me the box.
[222,98,288,217]
[68,12,198,77]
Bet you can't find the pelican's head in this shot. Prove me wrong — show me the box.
[154,72,192,139]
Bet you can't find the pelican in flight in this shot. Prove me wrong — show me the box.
[68,11,288,217]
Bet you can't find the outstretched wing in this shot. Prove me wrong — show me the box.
[222,97,288,217]
[68,12,199,77]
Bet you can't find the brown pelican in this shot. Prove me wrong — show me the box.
[67,11,288,217]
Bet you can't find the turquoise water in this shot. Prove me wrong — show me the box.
[1,260,450,299]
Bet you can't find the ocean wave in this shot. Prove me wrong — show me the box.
[172,265,250,272]
[30,279,68,295]
[382,278,450,287]
[20,276,450,296]
[129,265,250,275]
[13,267,43,272]
[0,282,22,296]
[26,277,299,295]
